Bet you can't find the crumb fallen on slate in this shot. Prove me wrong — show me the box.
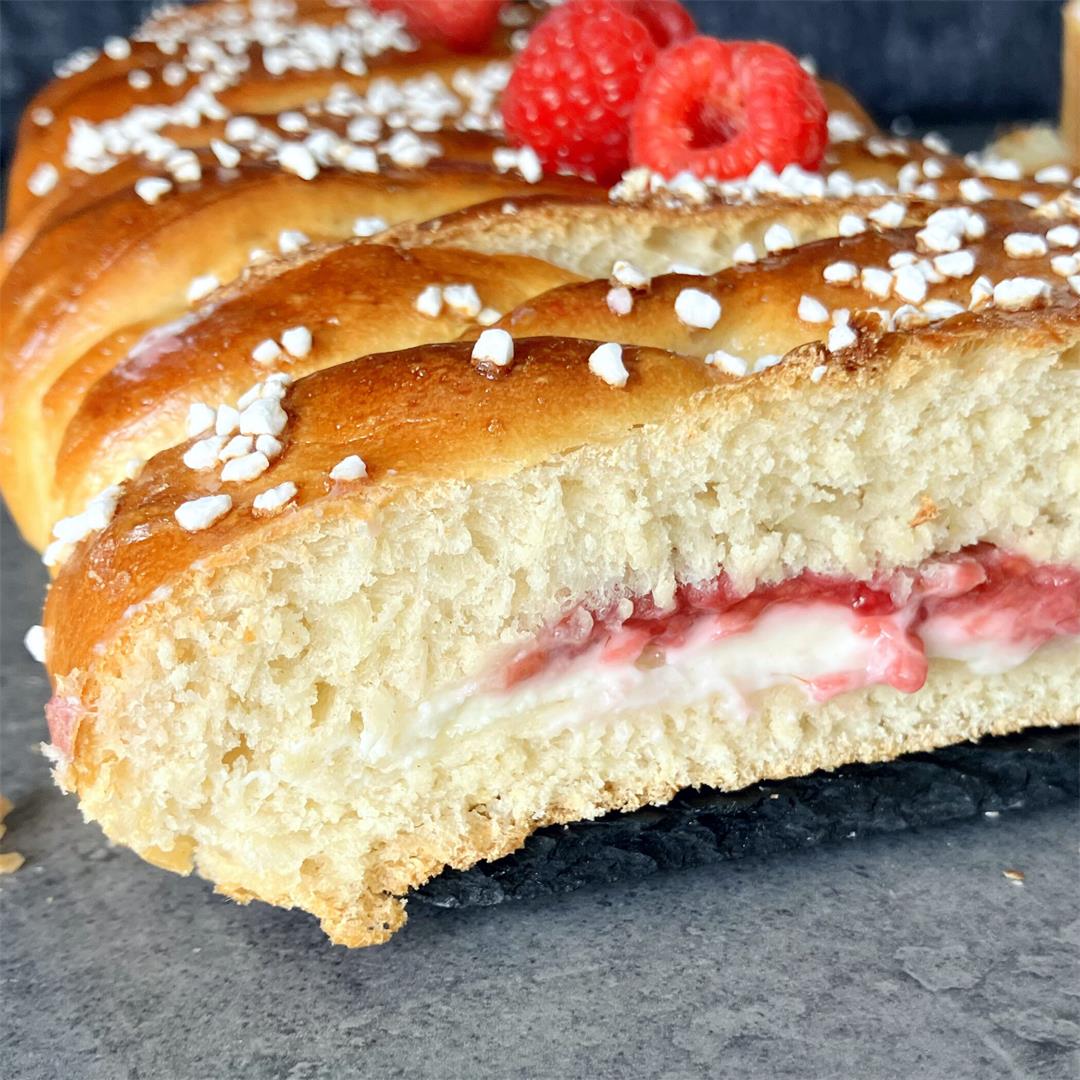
[0,794,25,874]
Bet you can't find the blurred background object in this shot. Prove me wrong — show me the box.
[0,0,1069,174]
[1065,0,1079,155]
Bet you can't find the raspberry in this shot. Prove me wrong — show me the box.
[502,0,689,184]
[629,37,829,180]
[368,0,503,52]
[620,0,696,47]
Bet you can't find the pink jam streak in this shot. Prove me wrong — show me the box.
[45,695,85,760]
[500,545,1080,701]
[42,547,1080,757]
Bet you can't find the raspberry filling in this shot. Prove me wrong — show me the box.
[44,695,84,761]
[45,547,1080,769]
[500,545,1080,702]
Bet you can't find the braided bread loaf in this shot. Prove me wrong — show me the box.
[5,1,1079,946]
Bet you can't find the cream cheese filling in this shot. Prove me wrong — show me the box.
[356,598,1068,768]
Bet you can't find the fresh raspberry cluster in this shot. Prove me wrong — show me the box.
[501,0,828,185]
[368,0,828,186]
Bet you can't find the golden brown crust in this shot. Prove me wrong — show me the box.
[52,243,582,521]
[6,0,525,228]
[486,208,1077,358]
[1,160,589,390]
[817,82,877,133]
[0,162,593,544]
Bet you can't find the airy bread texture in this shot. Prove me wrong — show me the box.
[46,322,1080,945]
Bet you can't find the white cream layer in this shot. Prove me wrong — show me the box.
[356,599,1057,767]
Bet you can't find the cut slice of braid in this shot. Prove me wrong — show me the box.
[4,0,1079,947]
[43,312,1080,947]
